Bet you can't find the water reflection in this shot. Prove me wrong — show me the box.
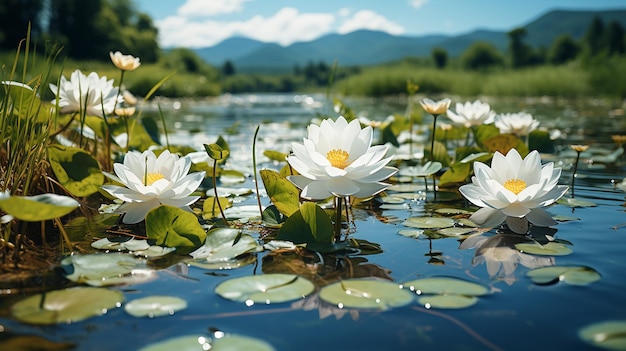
[459,232,555,285]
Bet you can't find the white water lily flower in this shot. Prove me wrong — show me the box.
[286,116,398,200]
[446,100,496,127]
[109,51,141,71]
[495,112,540,137]
[459,148,568,234]
[49,70,122,117]
[102,150,205,224]
[420,98,451,116]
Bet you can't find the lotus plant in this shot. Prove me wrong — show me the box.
[495,112,540,137]
[286,116,397,239]
[446,99,496,128]
[49,69,121,118]
[420,98,451,163]
[102,150,205,224]
[459,148,568,234]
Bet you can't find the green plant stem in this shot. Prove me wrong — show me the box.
[123,116,130,152]
[213,159,229,227]
[334,196,342,242]
[571,151,581,198]
[430,114,439,163]
[157,102,170,151]
[252,125,263,218]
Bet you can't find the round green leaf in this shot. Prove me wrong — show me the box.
[0,193,79,221]
[403,277,488,296]
[437,227,476,236]
[527,266,601,286]
[319,279,414,310]
[11,287,124,325]
[188,228,262,262]
[418,294,479,309]
[515,242,573,256]
[62,253,155,286]
[138,334,275,351]
[124,295,187,318]
[579,321,626,351]
[215,274,315,304]
[388,183,427,192]
[146,205,207,248]
[557,197,597,207]
[260,169,300,217]
[402,216,456,229]
[187,254,257,270]
[434,208,472,215]
[48,145,104,197]
[398,229,425,238]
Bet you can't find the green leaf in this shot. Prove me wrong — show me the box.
[403,277,488,296]
[482,134,528,157]
[202,196,232,219]
[11,287,124,325]
[418,294,479,309]
[146,205,206,248]
[515,241,573,256]
[473,124,500,148]
[430,140,451,167]
[528,130,555,153]
[139,334,276,351]
[61,253,154,286]
[277,202,333,244]
[260,169,300,217]
[319,279,414,310]
[402,216,456,229]
[203,143,229,161]
[189,227,262,262]
[1,81,48,122]
[438,162,471,187]
[526,265,601,286]
[579,321,626,351]
[215,274,315,304]
[263,150,288,162]
[124,296,187,318]
[48,145,104,197]
[0,193,79,221]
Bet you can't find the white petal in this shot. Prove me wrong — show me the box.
[325,177,360,196]
[301,181,333,200]
[501,203,531,217]
[526,208,557,227]
[469,207,506,228]
[505,216,529,234]
[352,181,390,198]
[119,199,161,224]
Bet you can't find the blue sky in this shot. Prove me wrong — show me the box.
[134,0,626,48]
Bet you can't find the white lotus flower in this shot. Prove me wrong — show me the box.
[49,70,122,117]
[459,148,568,234]
[495,112,540,137]
[102,150,205,224]
[286,116,398,200]
[446,100,496,127]
[420,98,451,116]
[109,51,141,71]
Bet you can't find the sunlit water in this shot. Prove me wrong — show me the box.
[1,93,625,350]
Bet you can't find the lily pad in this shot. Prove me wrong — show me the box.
[62,253,155,286]
[398,229,425,238]
[124,295,187,318]
[318,279,414,310]
[189,228,262,262]
[527,266,601,285]
[434,208,472,215]
[557,197,597,207]
[146,205,207,248]
[11,287,124,325]
[48,145,104,197]
[579,320,626,351]
[418,294,479,309]
[402,217,456,229]
[0,193,80,221]
[515,242,573,256]
[388,184,427,192]
[187,254,257,270]
[138,334,275,351]
[437,227,476,236]
[403,277,488,296]
[215,274,315,304]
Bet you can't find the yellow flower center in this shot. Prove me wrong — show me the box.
[503,178,527,195]
[144,172,165,186]
[326,149,350,169]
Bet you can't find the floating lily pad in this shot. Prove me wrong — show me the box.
[388,184,427,192]
[437,227,476,236]
[418,294,479,309]
[92,237,151,251]
[402,217,456,229]
[125,295,187,318]
[215,274,314,304]
[380,203,410,211]
[398,229,425,238]
[189,228,262,262]
[187,254,257,270]
[214,187,253,197]
[434,208,472,215]
[553,215,580,222]
[11,287,124,325]
[318,279,414,310]
[557,197,597,208]
[378,195,406,204]
[138,334,275,351]
[527,266,601,285]
[62,253,155,286]
[515,242,573,256]
[403,277,488,296]
[0,193,80,221]
[579,320,626,351]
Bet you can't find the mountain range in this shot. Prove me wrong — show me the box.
[194,9,626,72]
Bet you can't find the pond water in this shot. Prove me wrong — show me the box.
[1,93,626,350]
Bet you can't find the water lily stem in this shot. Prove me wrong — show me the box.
[430,114,439,163]
[571,150,582,198]
[213,159,229,227]
[334,196,342,242]
[157,102,170,151]
[252,125,263,219]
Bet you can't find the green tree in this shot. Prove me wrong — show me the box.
[508,27,529,68]
[605,21,625,56]
[431,47,448,69]
[460,41,504,70]
[548,34,579,65]
[222,60,236,76]
[0,0,43,49]
[583,16,606,57]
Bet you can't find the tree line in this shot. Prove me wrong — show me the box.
[0,0,159,62]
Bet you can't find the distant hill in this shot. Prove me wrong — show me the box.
[193,8,626,72]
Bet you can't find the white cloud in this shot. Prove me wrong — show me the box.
[408,0,428,9]
[177,0,251,17]
[338,7,352,17]
[156,7,335,48]
[337,10,405,35]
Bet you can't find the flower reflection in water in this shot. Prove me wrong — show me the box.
[460,233,555,285]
